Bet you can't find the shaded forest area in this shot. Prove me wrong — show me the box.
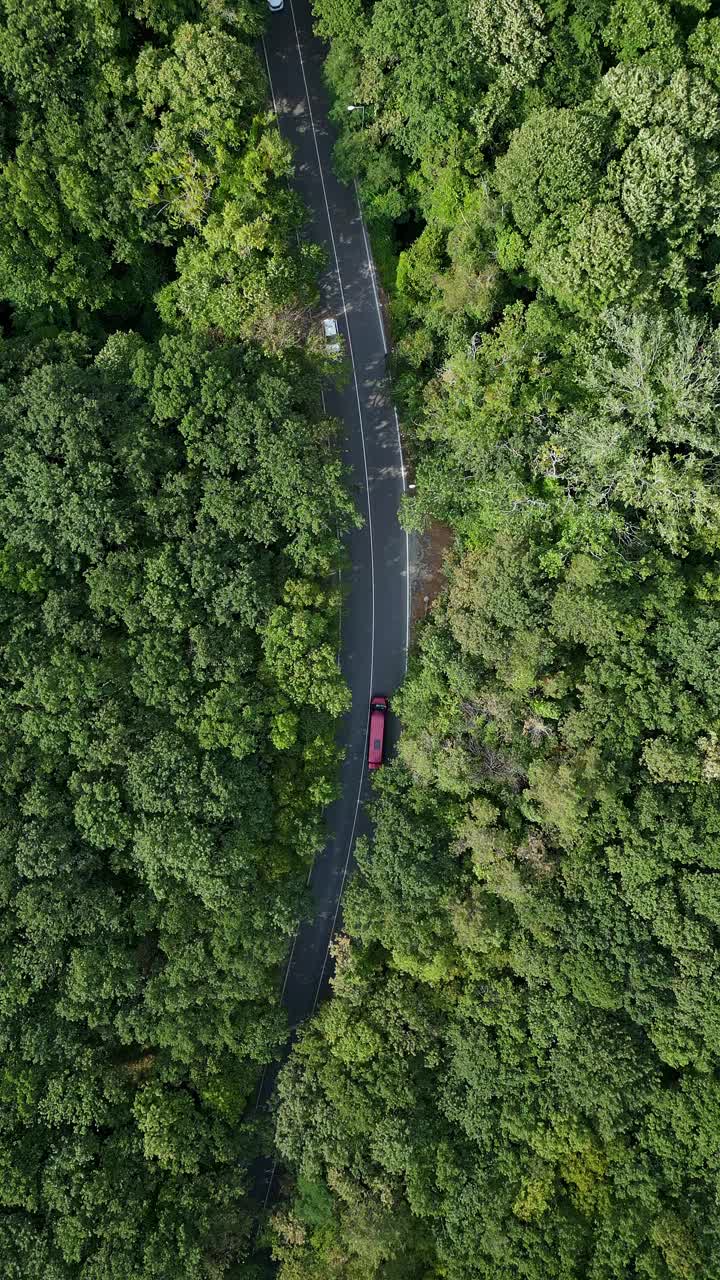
[273,3,720,1279]
[0,1,353,1275]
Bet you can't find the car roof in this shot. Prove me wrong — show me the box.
[323,318,339,336]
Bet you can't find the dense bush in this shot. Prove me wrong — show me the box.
[0,0,320,335]
[0,0,351,1274]
[273,4,720,1278]
[0,329,352,1278]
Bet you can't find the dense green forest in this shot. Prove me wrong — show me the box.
[272,3,720,1278]
[0,1,352,1275]
[7,0,720,1277]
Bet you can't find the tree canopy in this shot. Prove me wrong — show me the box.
[0,0,355,1274]
[272,4,720,1279]
[0,325,354,1280]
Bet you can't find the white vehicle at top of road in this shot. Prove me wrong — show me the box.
[268,0,283,11]
[323,316,342,357]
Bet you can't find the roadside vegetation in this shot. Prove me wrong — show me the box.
[0,2,353,1276]
[272,4,720,1278]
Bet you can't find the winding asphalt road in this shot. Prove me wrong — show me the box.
[253,0,409,1204]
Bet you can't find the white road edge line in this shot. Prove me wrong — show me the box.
[261,36,278,115]
[258,11,411,1209]
[261,24,360,1216]
[263,5,376,1027]
[353,177,388,356]
[353,180,410,668]
[284,0,376,1014]
[262,1156,278,1210]
[253,27,326,1105]
[394,408,411,664]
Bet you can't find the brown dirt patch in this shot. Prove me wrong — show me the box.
[411,519,454,634]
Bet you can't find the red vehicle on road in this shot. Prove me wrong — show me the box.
[368,695,388,770]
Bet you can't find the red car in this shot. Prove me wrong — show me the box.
[368,695,388,770]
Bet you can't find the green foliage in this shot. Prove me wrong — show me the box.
[274,2,720,1277]
[0,0,358,1273]
[316,0,720,394]
[275,477,720,1277]
[495,66,720,314]
[0,324,352,1273]
[0,0,311,336]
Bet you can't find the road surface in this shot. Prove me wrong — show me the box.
[253,0,409,1204]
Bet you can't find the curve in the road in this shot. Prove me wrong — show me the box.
[253,0,410,1207]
